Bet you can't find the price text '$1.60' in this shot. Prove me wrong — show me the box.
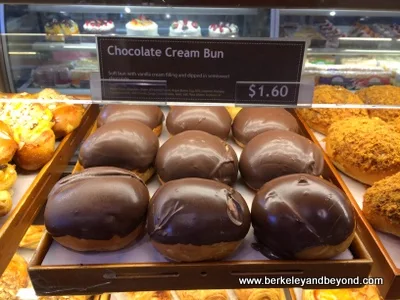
[248,84,290,99]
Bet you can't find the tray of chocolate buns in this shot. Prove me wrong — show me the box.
[29,105,372,296]
[296,85,400,300]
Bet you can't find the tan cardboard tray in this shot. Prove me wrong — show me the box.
[295,112,400,300]
[29,108,372,296]
[0,101,99,276]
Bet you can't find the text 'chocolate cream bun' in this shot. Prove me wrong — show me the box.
[79,120,159,182]
[166,106,232,140]
[252,174,356,260]
[44,167,150,252]
[97,104,164,136]
[156,130,238,185]
[239,130,324,190]
[147,178,251,262]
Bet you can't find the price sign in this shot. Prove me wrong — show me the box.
[235,82,299,104]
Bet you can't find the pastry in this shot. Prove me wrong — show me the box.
[363,172,400,237]
[0,121,18,164]
[232,107,299,147]
[303,285,382,300]
[147,178,251,262]
[166,106,231,139]
[32,65,71,88]
[0,189,12,217]
[252,174,356,260]
[0,253,29,300]
[169,20,201,37]
[44,167,149,252]
[83,19,115,34]
[45,19,64,42]
[79,120,159,182]
[239,130,324,190]
[126,16,158,36]
[357,85,400,122]
[60,19,80,35]
[176,290,228,300]
[234,288,285,300]
[326,117,400,185]
[19,225,45,249]
[113,291,173,300]
[156,130,238,185]
[97,104,164,136]
[296,85,368,135]
[209,22,239,37]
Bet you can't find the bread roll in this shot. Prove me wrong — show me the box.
[156,130,238,185]
[0,121,17,164]
[0,253,28,300]
[44,167,149,251]
[239,130,324,190]
[252,174,355,260]
[147,178,250,262]
[0,189,12,217]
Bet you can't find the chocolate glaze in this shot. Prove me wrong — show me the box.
[239,130,324,190]
[44,167,149,240]
[166,106,232,139]
[79,120,159,172]
[147,178,251,245]
[232,107,299,145]
[97,104,164,129]
[251,174,356,259]
[156,130,238,185]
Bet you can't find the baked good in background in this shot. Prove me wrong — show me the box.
[32,65,71,88]
[176,290,228,300]
[252,174,356,260]
[126,16,158,36]
[239,130,324,190]
[0,253,28,299]
[79,120,159,182]
[45,167,149,252]
[209,22,239,37]
[303,285,382,300]
[363,172,400,237]
[225,106,242,120]
[83,19,115,34]
[97,104,164,136]
[156,130,238,185]
[166,106,231,139]
[147,178,250,262]
[169,19,201,37]
[19,225,45,249]
[326,117,400,185]
[234,288,285,300]
[296,85,368,135]
[357,85,400,122]
[45,18,79,42]
[232,107,299,147]
[113,291,173,300]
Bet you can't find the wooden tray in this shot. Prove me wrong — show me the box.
[28,109,372,296]
[0,103,99,276]
[295,112,400,300]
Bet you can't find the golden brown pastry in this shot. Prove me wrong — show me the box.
[176,290,228,300]
[0,121,18,164]
[234,288,285,300]
[19,225,45,249]
[225,106,242,120]
[297,85,368,134]
[303,285,382,300]
[0,189,12,217]
[326,117,400,185]
[363,172,400,237]
[0,253,29,300]
[115,291,172,300]
[357,85,400,122]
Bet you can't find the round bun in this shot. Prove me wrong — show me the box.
[239,130,324,190]
[326,117,400,185]
[166,106,231,139]
[97,104,164,136]
[0,253,28,300]
[297,85,368,135]
[0,121,17,165]
[363,172,400,237]
[44,167,149,252]
[147,178,251,262]
[357,85,400,122]
[156,130,238,185]
[79,120,159,182]
[232,107,299,147]
[0,164,17,190]
[0,190,12,217]
[252,174,356,260]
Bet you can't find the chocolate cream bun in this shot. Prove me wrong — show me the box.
[239,130,324,190]
[97,104,164,136]
[232,107,299,147]
[156,130,238,185]
[147,178,251,262]
[44,167,149,252]
[79,120,159,182]
[252,174,356,260]
[166,106,231,139]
